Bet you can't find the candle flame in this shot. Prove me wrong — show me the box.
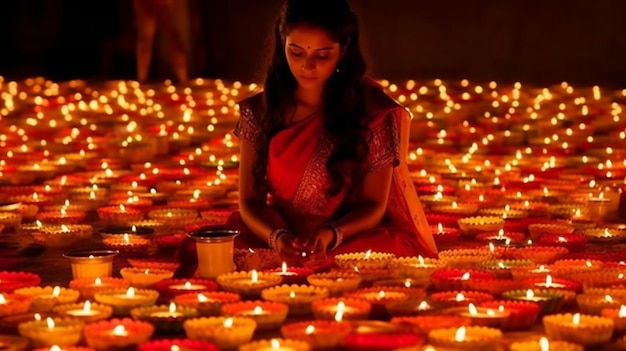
[539,265,546,272]
[144,269,150,274]
[270,339,281,349]
[364,250,372,259]
[289,291,296,299]
[50,346,62,351]
[251,270,258,283]
[418,301,430,310]
[437,223,443,232]
[378,290,386,299]
[112,325,127,336]
[197,293,208,303]
[456,293,465,302]
[123,233,130,244]
[461,272,470,280]
[0,294,5,304]
[83,300,91,313]
[126,287,135,298]
[619,305,626,318]
[253,305,263,315]
[455,326,466,342]
[61,224,69,232]
[95,277,102,285]
[606,295,614,303]
[305,324,315,335]
[573,313,580,325]
[489,242,495,253]
[281,262,288,274]
[46,317,55,329]
[418,255,425,266]
[223,317,233,328]
[52,286,61,297]
[169,302,177,314]
[586,260,592,268]
[171,346,180,351]
[119,204,126,212]
[526,289,534,299]
[184,281,192,289]
[335,301,345,322]
[404,279,411,288]
[468,303,478,315]
[545,275,553,287]
[539,337,550,351]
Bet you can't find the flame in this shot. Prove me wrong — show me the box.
[126,287,135,298]
[455,326,466,342]
[46,317,55,329]
[119,204,126,212]
[223,317,234,328]
[34,313,41,321]
[50,346,62,351]
[253,306,263,315]
[305,324,315,335]
[168,302,177,314]
[83,300,91,313]
[461,272,470,280]
[545,275,553,288]
[526,289,534,299]
[0,294,5,304]
[437,223,443,232]
[184,281,192,289]
[270,339,281,349]
[197,294,209,303]
[123,233,130,244]
[61,224,70,232]
[95,277,102,285]
[52,286,61,297]
[112,325,128,336]
[468,303,478,315]
[619,305,626,318]
[456,293,465,302]
[144,269,150,274]
[497,229,504,238]
[335,301,345,322]
[572,313,580,325]
[364,250,372,259]
[606,295,614,303]
[404,279,412,288]
[251,270,258,283]
[418,301,430,310]
[289,291,296,299]
[586,260,592,268]
[539,337,550,351]
[418,255,425,266]
[281,262,288,274]
[378,290,386,299]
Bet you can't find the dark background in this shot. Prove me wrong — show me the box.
[1,0,625,86]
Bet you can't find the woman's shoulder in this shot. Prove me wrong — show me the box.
[362,79,406,118]
[238,91,265,119]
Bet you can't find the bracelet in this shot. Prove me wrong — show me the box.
[325,223,344,251]
[268,228,290,251]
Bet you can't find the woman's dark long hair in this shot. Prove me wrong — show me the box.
[254,0,370,198]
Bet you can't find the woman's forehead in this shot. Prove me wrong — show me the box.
[286,25,339,50]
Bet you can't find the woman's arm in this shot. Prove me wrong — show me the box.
[238,140,290,243]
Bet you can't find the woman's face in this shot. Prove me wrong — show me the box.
[285,25,341,90]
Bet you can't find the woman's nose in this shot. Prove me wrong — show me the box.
[302,56,316,71]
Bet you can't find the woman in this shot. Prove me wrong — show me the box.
[228,0,437,268]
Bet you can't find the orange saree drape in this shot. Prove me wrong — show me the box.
[230,98,438,258]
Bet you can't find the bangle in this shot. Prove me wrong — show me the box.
[268,228,290,251]
[325,223,344,251]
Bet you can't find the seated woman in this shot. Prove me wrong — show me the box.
[178,0,437,275]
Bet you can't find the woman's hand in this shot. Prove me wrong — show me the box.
[275,231,305,265]
[300,227,335,269]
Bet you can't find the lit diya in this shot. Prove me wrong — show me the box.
[183,316,257,349]
[261,284,329,316]
[306,272,362,296]
[601,305,626,335]
[311,298,371,321]
[69,277,130,299]
[444,302,510,328]
[216,270,282,297]
[18,317,84,348]
[428,325,502,351]
[53,300,113,322]
[502,289,565,315]
[174,291,241,317]
[93,287,159,316]
[13,286,79,312]
[154,278,217,301]
[334,250,395,270]
[280,320,353,350]
[221,300,288,330]
[264,262,314,285]
[120,267,174,288]
[131,302,199,335]
[543,313,614,346]
[83,318,154,350]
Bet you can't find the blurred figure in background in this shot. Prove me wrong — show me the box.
[132,0,188,83]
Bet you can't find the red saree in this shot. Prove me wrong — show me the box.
[231,89,438,258]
